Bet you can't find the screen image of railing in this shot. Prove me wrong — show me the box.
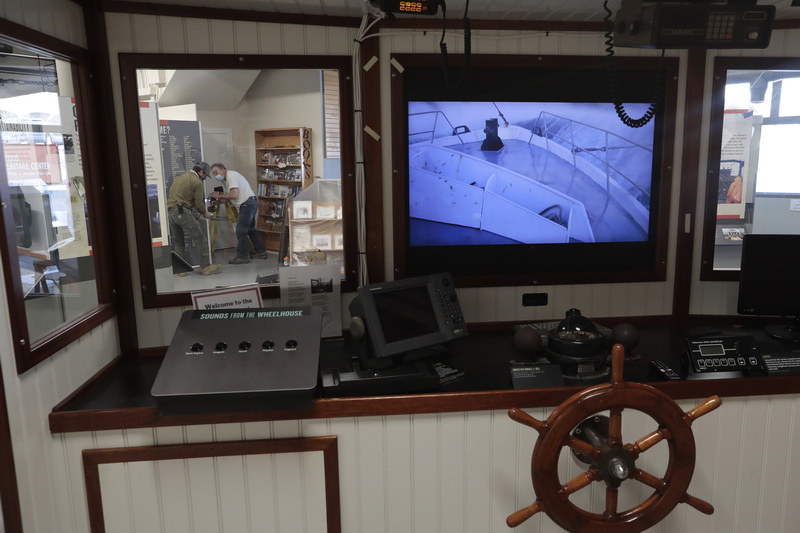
[407,105,654,247]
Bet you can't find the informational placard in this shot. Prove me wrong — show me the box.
[191,284,264,311]
[279,264,342,338]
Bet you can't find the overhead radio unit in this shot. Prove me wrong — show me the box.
[371,0,440,16]
[613,0,775,49]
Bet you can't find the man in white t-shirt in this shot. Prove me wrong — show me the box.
[209,162,268,264]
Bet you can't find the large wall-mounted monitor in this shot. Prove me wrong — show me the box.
[737,234,800,342]
[390,54,678,287]
[349,272,468,361]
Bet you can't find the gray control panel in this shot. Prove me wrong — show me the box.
[151,307,321,414]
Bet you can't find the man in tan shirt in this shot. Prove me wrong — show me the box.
[167,162,222,275]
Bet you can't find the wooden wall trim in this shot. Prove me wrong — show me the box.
[82,436,341,533]
[83,0,139,359]
[672,48,707,320]
[52,374,800,433]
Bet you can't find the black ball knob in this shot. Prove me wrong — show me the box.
[513,328,542,355]
[610,323,640,354]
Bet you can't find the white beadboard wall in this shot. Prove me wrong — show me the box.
[0,0,86,47]
[1,6,799,533]
[56,395,800,533]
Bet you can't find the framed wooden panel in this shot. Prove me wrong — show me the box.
[82,436,340,533]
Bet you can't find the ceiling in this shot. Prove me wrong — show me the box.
[106,0,800,23]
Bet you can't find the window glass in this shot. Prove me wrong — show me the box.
[126,63,349,303]
[0,39,98,341]
[706,62,800,274]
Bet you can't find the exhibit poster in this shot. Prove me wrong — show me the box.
[57,96,91,259]
[157,117,208,270]
[718,110,752,219]
[140,102,168,243]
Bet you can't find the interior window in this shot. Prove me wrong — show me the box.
[702,58,800,278]
[119,55,355,307]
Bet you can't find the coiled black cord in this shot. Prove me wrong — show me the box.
[603,1,664,128]
[439,0,471,90]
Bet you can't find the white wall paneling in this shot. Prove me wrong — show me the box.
[56,396,800,533]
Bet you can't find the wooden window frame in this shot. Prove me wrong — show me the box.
[0,20,116,373]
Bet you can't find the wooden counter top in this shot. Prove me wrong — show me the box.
[49,320,800,433]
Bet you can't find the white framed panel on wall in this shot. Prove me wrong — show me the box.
[82,437,340,533]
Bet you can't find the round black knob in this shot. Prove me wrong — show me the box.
[190,342,203,352]
[285,339,298,349]
[262,340,275,350]
[215,341,227,351]
[239,341,251,350]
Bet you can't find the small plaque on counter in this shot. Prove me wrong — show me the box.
[761,351,800,376]
[510,363,564,389]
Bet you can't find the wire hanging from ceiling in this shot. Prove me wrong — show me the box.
[351,10,384,287]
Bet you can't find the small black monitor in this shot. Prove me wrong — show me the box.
[737,234,800,342]
[349,272,468,361]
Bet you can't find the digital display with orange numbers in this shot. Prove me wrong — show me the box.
[399,1,424,13]
[377,0,439,16]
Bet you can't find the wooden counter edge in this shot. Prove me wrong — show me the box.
[49,374,800,433]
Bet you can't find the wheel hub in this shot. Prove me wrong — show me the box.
[597,446,636,484]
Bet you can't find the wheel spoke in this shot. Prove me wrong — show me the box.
[608,406,624,448]
[604,485,620,517]
[680,492,715,515]
[627,427,673,457]
[565,433,601,461]
[560,467,602,498]
[610,343,625,382]
[631,468,715,515]
[508,407,546,435]
[507,500,545,528]
[630,467,667,493]
[684,396,722,425]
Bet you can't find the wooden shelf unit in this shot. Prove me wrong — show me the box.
[254,127,313,253]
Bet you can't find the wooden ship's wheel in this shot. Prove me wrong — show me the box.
[507,344,721,532]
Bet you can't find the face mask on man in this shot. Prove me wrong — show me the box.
[213,173,224,181]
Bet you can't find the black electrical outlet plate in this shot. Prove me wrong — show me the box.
[522,293,548,306]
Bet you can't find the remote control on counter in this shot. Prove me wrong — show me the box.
[650,359,682,381]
